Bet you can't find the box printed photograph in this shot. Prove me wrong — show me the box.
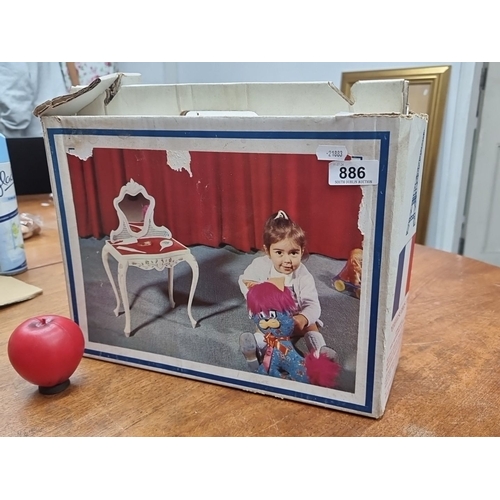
[66,146,364,395]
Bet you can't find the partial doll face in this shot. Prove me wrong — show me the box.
[266,237,303,275]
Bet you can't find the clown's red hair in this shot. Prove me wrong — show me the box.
[247,281,297,316]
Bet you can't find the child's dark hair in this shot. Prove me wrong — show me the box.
[263,210,307,252]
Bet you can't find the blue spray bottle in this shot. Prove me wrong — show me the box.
[0,133,27,275]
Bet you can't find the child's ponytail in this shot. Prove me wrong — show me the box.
[263,210,307,254]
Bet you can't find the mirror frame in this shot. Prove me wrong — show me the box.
[110,178,171,242]
[341,65,451,244]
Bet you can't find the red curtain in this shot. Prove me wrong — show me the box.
[67,148,362,259]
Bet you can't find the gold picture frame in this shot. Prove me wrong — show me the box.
[341,65,451,244]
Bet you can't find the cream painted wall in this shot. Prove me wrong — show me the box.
[116,62,481,252]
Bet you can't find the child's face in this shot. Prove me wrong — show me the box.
[266,238,303,275]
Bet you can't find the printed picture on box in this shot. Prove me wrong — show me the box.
[238,211,340,386]
[67,148,364,393]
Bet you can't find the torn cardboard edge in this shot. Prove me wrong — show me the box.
[34,74,411,118]
[33,73,142,118]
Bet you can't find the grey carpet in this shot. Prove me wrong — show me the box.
[80,238,360,392]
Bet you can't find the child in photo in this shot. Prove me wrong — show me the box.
[238,210,338,371]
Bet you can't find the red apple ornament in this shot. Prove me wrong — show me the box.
[8,315,85,394]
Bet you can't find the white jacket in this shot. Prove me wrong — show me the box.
[238,255,321,327]
[0,63,67,138]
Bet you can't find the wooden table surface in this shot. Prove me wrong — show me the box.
[1,194,499,437]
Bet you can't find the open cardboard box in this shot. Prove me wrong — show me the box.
[34,74,427,418]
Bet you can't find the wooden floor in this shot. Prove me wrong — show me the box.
[1,195,500,436]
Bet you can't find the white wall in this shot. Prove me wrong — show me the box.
[115,62,479,252]
[116,62,178,84]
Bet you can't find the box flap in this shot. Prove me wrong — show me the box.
[351,79,409,114]
[33,73,142,118]
[34,75,409,118]
[35,78,357,117]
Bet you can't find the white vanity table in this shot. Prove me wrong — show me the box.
[101,179,199,335]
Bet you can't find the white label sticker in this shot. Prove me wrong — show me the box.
[316,145,348,161]
[328,160,379,186]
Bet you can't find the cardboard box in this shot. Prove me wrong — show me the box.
[34,75,427,418]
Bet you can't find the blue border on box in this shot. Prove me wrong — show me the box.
[47,128,390,415]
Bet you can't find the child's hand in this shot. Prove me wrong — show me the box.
[293,314,308,331]
[243,280,258,289]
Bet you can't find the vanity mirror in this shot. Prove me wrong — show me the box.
[102,179,198,335]
[109,179,172,243]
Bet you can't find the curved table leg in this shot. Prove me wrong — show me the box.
[168,267,175,309]
[117,261,131,336]
[102,245,121,316]
[184,254,199,328]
